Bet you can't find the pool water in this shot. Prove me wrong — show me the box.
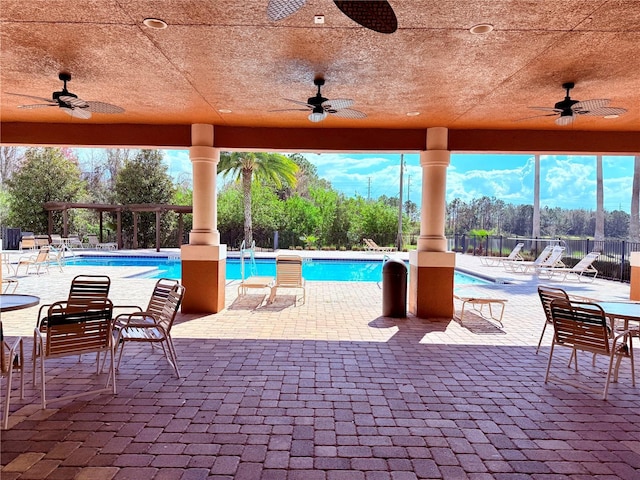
[63,256,489,284]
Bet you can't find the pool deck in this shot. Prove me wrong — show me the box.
[2,250,640,479]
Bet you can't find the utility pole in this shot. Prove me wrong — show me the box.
[407,175,411,219]
[397,154,404,251]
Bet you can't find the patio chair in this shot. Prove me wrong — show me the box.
[479,242,524,267]
[363,238,397,252]
[546,298,635,400]
[503,245,551,273]
[49,234,65,249]
[87,234,118,250]
[19,235,36,251]
[2,277,19,294]
[65,235,85,249]
[15,246,53,275]
[540,251,600,282]
[268,254,306,305]
[1,321,24,429]
[515,245,565,274]
[112,279,185,378]
[33,299,116,408]
[537,285,570,354]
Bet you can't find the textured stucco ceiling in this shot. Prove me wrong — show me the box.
[1,0,639,152]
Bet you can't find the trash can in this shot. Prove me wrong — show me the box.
[382,258,407,317]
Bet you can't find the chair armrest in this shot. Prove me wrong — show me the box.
[114,311,158,328]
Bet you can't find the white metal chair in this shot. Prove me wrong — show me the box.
[1,321,24,429]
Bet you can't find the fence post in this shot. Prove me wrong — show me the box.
[621,240,626,283]
[499,235,503,256]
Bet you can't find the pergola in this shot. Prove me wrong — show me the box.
[43,202,193,252]
[2,1,639,315]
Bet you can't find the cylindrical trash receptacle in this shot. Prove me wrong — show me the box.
[382,258,407,317]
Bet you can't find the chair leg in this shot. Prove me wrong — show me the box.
[164,337,180,378]
[603,352,617,400]
[544,342,556,383]
[2,367,13,429]
[536,322,549,354]
[40,353,47,409]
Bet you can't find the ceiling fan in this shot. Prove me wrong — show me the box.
[525,82,627,126]
[8,73,125,119]
[273,77,367,123]
[267,0,397,34]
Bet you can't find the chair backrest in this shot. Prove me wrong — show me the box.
[549,298,610,355]
[35,236,50,247]
[507,243,524,260]
[34,246,51,262]
[147,281,185,333]
[540,246,565,267]
[66,275,111,312]
[538,285,569,325]
[20,236,36,250]
[572,252,600,271]
[531,245,553,265]
[44,300,114,357]
[87,234,99,246]
[275,255,304,287]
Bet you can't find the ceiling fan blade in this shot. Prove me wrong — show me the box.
[61,107,92,119]
[513,113,558,122]
[7,92,56,104]
[269,108,311,112]
[17,103,58,109]
[528,106,562,112]
[572,98,610,113]
[86,101,125,114]
[329,108,367,119]
[59,95,90,108]
[267,0,307,21]
[283,98,313,108]
[581,106,628,117]
[322,98,354,110]
[333,0,397,33]
[555,115,574,126]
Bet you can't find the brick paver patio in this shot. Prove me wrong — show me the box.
[2,250,639,479]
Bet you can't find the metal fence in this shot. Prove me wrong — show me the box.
[449,234,640,283]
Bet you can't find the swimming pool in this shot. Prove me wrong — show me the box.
[63,255,490,284]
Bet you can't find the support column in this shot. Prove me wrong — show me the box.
[409,127,456,319]
[180,124,226,313]
[630,252,640,300]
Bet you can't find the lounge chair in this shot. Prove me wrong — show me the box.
[546,298,635,400]
[1,321,24,429]
[268,255,306,305]
[15,246,53,275]
[540,251,600,282]
[49,234,65,249]
[503,245,552,273]
[19,235,36,251]
[479,242,524,267]
[2,277,19,294]
[363,238,397,252]
[514,245,565,274]
[454,291,507,327]
[33,299,116,408]
[87,234,117,250]
[112,279,185,378]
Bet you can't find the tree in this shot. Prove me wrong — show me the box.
[115,150,174,248]
[218,152,298,247]
[0,147,23,185]
[7,148,87,234]
[595,155,605,241]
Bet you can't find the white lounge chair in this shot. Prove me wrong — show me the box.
[363,238,397,252]
[514,245,565,274]
[479,242,524,267]
[87,234,118,250]
[541,251,600,282]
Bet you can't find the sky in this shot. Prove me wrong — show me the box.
[163,150,637,213]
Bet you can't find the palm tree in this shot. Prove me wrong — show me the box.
[218,152,298,247]
[532,154,540,239]
[595,155,604,242]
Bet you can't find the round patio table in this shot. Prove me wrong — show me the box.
[0,294,40,312]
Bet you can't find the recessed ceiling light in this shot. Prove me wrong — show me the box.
[218,109,232,114]
[314,15,325,24]
[604,114,619,119]
[406,111,420,117]
[143,18,168,29]
[469,23,494,34]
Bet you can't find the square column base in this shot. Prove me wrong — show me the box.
[181,244,226,313]
[630,252,640,301]
[409,251,455,319]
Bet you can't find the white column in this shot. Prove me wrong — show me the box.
[417,127,450,252]
[189,124,220,245]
